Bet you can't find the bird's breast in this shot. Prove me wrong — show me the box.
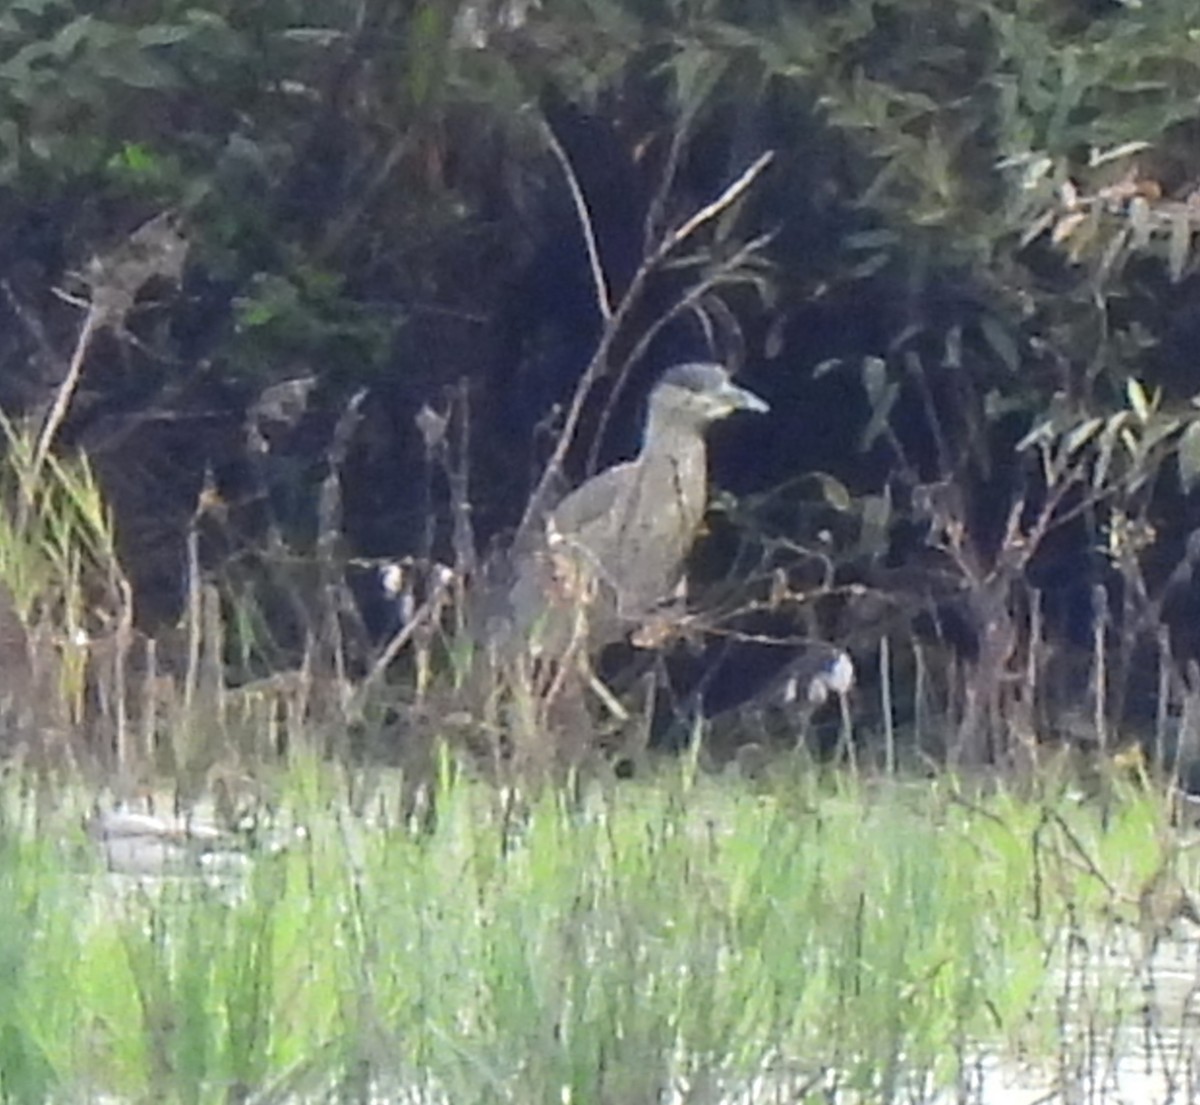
[589,450,706,611]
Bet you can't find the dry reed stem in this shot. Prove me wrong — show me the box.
[29,304,104,497]
[31,213,186,505]
[880,635,895,774]
[349,577,452,719]
[542,118,613,322]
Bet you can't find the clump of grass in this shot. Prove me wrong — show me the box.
[0,754,1181,1104]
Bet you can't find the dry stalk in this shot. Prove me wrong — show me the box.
[880,634,895,773]
[350,573,453,719]
[31,213,187,500]
[657,152,775,259]
[111,574,134,769]
[183,502,205,717]
[1091,583,1109,753]
[29,306,105,498]
[913,639,929,753]
[447,381,478,589]
[138,636,159,767]
[541,119,613,322]
[1155,626,1171,768]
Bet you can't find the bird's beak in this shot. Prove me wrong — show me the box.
[719,380,769,414]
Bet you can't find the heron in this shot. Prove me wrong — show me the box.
[509,361,769,657]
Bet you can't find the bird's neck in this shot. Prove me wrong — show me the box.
[640,410,708,466]
[637,412,708,527]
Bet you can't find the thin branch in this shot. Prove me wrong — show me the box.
[27,213,187,506]
[29,302,104,497]
[643,117,691,257]
[515,271,635,543]
[2,280,59,373]
[350,574,451,717]
[542,118,613,322]
[653,150,774,262]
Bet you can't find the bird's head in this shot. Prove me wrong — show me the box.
[649,362,769,430]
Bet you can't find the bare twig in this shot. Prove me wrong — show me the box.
[542,118,613,322]
[349,571,452,718]
[28,213,187,500]
[642,122,689,256]
[653,150,774,262]
[28,305,104,495]
[2,280,59,374]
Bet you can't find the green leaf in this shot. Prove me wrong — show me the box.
[1169,207,1193,283]
[811,473,852,512]
[1016,419,1052,453]
[1126,377,1151,423]
[135,23,197,48]
[667,42,726,120]
[407,3,448,108]
[1093,414,1128,492]
[1141,417,1181,455]
[108,142,158,177]
[979,316,1019,374]
[861,356,887,406]
[843,229,900,251]
[859,380,899,452]
[858,491,892,557]
[1064,416,1104,455]
[1129,195,1152,249]
[943,325,962,369]
[1179,422,1200,493]
[50,14,104,59]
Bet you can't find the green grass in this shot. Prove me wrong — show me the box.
[0,754,1184,1104]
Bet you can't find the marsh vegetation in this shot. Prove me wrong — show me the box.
[4,753,1199,1105]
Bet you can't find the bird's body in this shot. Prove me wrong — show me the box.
[552,423,705,620]
[510,362,767,655]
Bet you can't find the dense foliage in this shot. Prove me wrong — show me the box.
[5,0,1200,763]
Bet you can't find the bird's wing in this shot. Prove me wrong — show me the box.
[549,460,637,538]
